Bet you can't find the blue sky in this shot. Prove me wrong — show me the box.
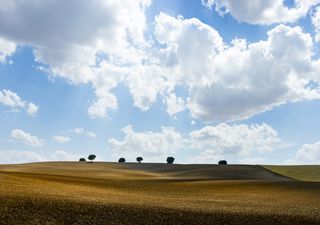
[1,0,320,164]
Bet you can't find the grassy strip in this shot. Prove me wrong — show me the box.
[263,165,320,182]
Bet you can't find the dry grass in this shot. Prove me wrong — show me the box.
[1,162,320,225]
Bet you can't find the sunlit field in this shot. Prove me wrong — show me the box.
[0,162,319,225]
[264,165,320,182]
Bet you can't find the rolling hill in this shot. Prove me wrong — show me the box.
[0,162,319,225]
[264,165,320,182]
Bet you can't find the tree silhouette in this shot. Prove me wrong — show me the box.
[136,157,143,163]
[166,156,175,164]
[79,158,86,162]
[218,160,227,165]
[118,158,126,163]
[88,154,96,163]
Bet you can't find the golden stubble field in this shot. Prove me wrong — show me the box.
[0,162,319,225]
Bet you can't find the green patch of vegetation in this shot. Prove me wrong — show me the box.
[264,165,320,182]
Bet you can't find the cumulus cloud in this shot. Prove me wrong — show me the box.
[0,150,79,164]
[195,27,317,121]
[11,129,44,148]
[1,2,320,123]
[48,150,80,161]
[165,93,185,116]
[0,89,39,115]
[0,89,25,108]
[286,140,320,164]
[189,123,280,163]
[109,123,280,163]
[153,14,320,121]
[154,12,224,85]
[237,157,266,164]
[312,6,320,41]
[0,150,44,164]
[52,135,71,143]
[26,103,39,116]
[72,128,96,138]
[108,125,183,161]
[0,0,151,118]
[0,37,16,63]
[201,0,320,24]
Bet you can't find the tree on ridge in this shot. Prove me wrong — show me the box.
[136,157,143,163]
[166,156,175,164]
[88,154,96,163]
[118,158,126,163]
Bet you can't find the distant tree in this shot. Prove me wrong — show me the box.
[166,156,175,164]
[136,157,143,163]
[88,154,96,163]
[218,160,227,165]
[118,158,126,163]
[79,158,86,162]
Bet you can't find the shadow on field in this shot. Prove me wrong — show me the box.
[1,196,319,225]
[117,163,292,180]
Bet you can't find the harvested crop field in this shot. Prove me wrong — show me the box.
[0,162,320,225]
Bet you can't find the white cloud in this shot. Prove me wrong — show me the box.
[93,13,320,122]
[88,79,118,118]
[11,129,44,148]
[52,135,71,143]
[48,150,80,161]
[201,0,320,24]
[124,65,174,111]
[0,89,25,108]
[312,6,320,41]
[0,150,80,164]
[108,125,183,161]
[165,93,185,116]
[109,123,280,163]
[188,123,281,164]
[237,157,266,164]
[186,24,319,121]
[0,150,44,164]
[151,14,320,121]
[190,151,223,164]
[0,89,39,116]
[0,37,16,63]
[26,103,39,116]
[288,140,320,164]
[0,0,151,118]
[1,2,320,123]
[72,128,96,138]
[189,123,280,163]
[297,141,320,161]
[154,12,224,86]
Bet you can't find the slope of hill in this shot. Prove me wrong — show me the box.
[0,162,291,180]
[118,163,292,180]
[0,162,319,225]
[263,165,320,182]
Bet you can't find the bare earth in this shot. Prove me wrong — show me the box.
[0,162,319,225]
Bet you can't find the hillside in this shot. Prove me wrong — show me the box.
[0,162,319,225]
[263,165,320,182]
[116,162,293,180]
[0,162,291,180]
